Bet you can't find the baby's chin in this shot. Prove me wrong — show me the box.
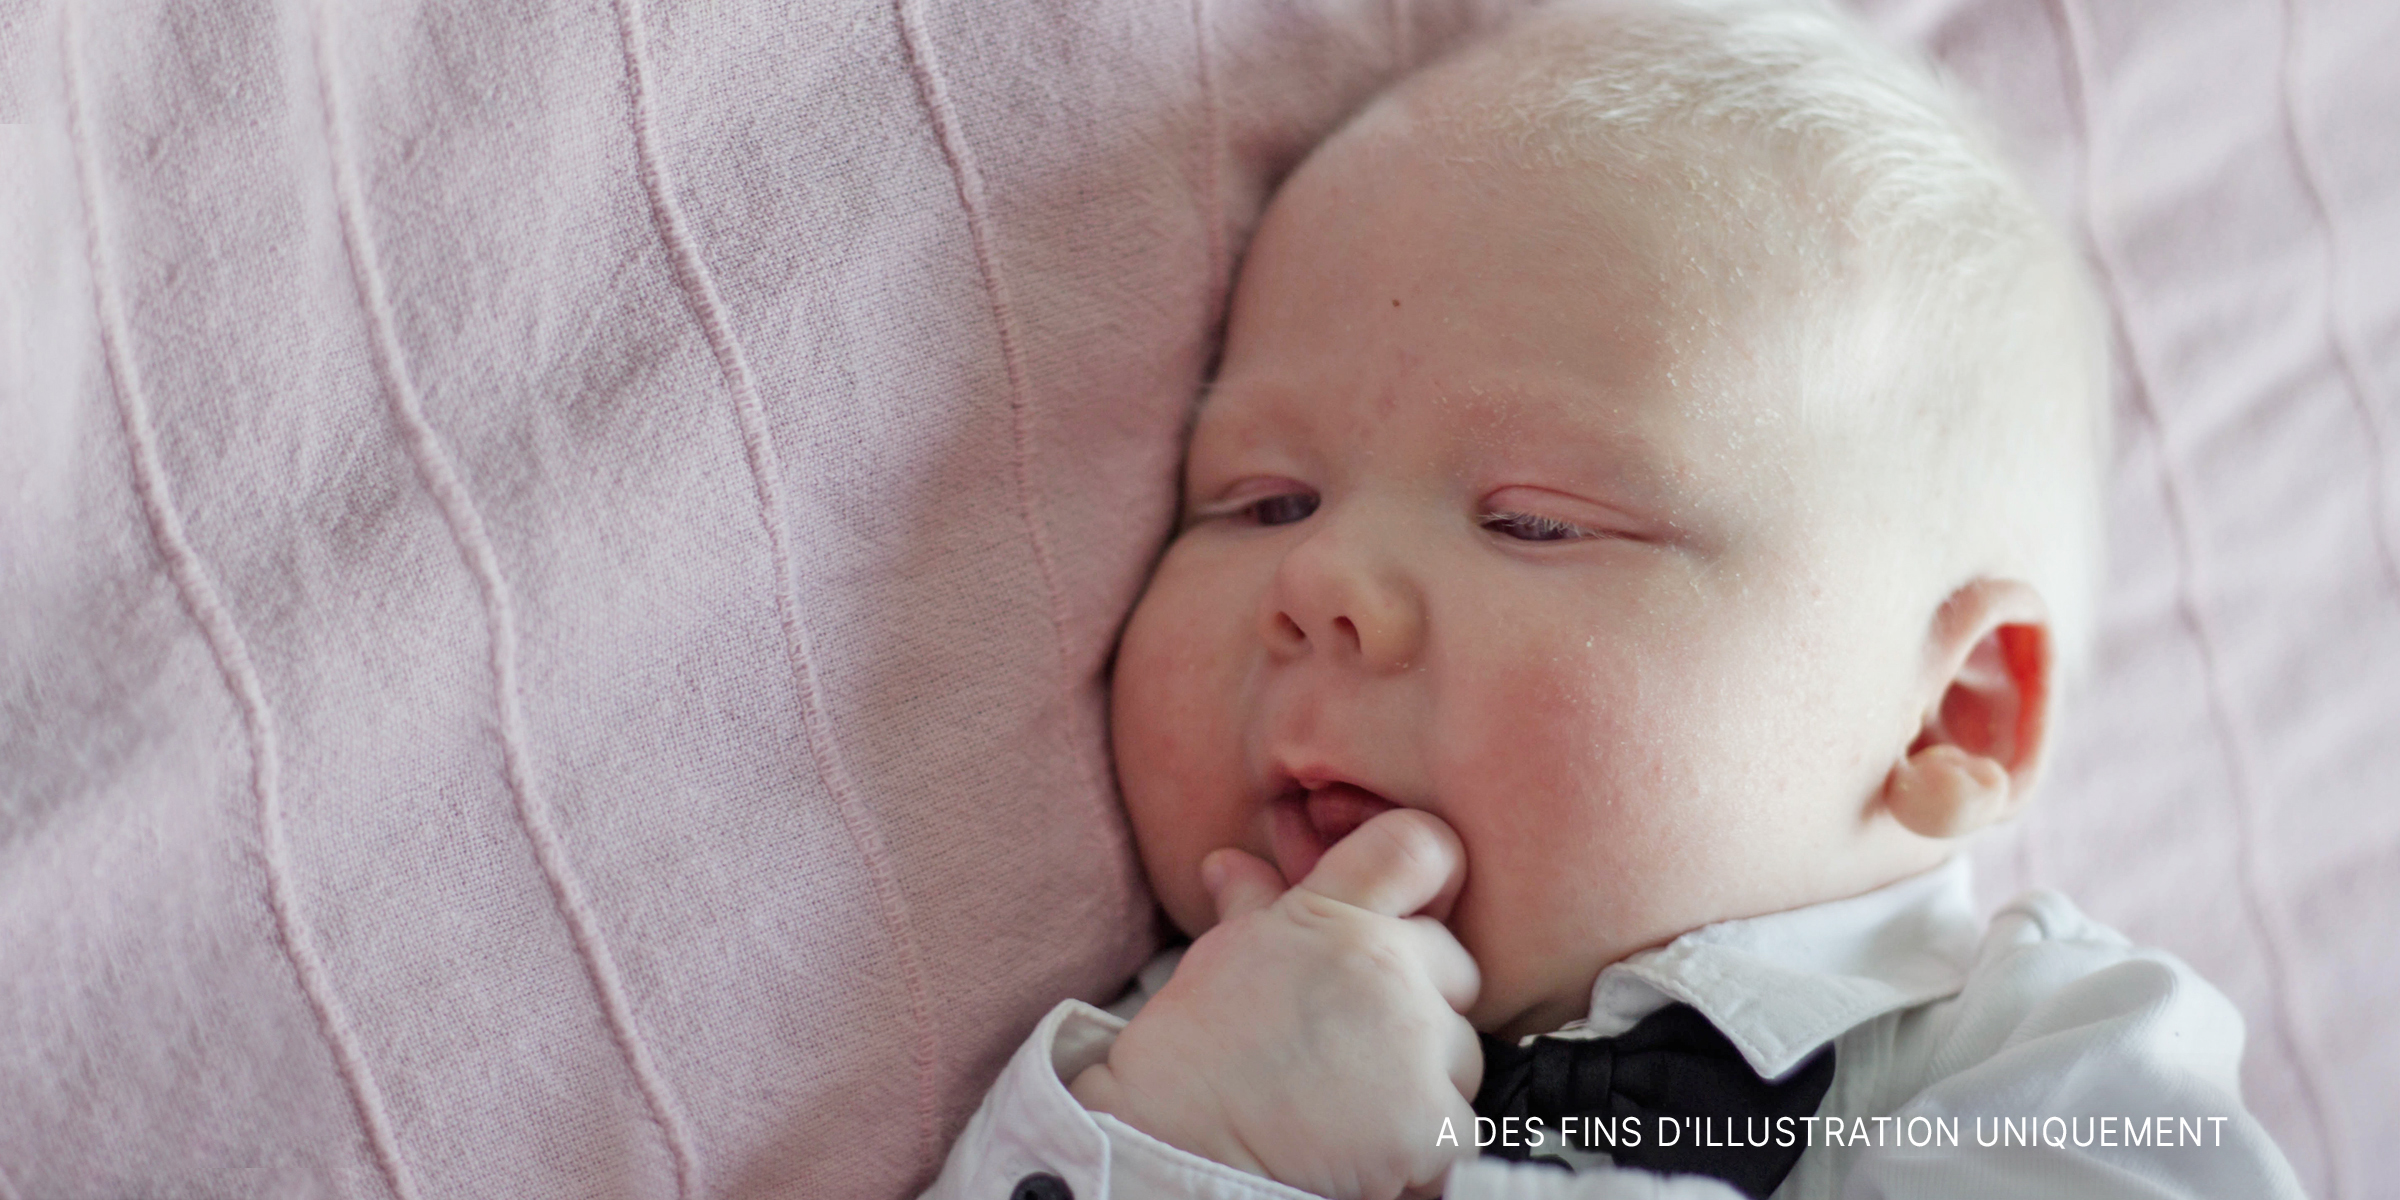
[1455,907,1630,1039]
[1472,966,1606,1041]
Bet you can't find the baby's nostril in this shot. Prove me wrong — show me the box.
[1277,612,1306,642]
[1333,615,1359,646]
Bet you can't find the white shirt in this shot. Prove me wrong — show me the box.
[924,859,2305,1199]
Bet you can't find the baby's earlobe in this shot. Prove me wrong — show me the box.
[1883,744,2012,840]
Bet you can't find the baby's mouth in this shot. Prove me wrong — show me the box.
[1268,781,1399,886]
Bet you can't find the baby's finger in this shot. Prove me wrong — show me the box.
[1405,915,1482,1013]
[1202,847,1287,924]
[1442,1013,1486,1106]
[1297,808,1466,919]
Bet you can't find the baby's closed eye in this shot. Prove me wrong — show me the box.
[1479,511,1596,542]
[1188,476,1321,529]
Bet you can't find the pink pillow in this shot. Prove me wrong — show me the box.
[0,0,1515,1195]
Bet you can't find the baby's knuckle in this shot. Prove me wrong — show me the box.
[1328,933,1412,986]
[1285,888,1357,930]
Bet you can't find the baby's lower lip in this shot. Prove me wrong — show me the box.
[1268,783,1398,885]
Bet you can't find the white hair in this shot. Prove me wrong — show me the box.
[1398,0,2110,675]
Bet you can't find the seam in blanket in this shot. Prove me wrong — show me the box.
[311,8,701,1196]
[2271,9,2370,1188]
[889,0,1050,1156]
[62,9,422,1200]
[2047,3,2343,1194]
[2277,0,2400,610]
[895,0,1130,972]
[1193,0,1227,315]
[613,0,941,1174]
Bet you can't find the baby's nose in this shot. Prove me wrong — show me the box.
[1260,523,1424,671]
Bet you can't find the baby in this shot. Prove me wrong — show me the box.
[930,1,2303,1197]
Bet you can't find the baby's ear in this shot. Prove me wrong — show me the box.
[1881,579,2054,840]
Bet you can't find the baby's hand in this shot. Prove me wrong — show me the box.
[1070,809,1482,1200]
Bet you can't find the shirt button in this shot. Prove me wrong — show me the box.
[1010,1172,1072,1200]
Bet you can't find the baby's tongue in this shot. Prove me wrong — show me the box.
[1306,783,1396,847]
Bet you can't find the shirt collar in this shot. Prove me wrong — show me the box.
[1539,856,1980,1081]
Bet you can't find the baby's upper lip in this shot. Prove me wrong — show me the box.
[1268,760,1406,808]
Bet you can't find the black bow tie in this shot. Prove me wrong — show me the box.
[1472,1003,1835,1199]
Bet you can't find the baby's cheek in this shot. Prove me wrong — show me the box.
[1442,654,1699,915]
[1112,625,1249,937]
[1451,654,1648,806]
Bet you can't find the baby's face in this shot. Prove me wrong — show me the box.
[1112,106,1951,1038]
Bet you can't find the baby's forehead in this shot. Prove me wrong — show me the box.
[1355,80,1845,313]
[1233,147,1866,444]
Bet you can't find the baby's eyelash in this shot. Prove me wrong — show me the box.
[1481,511,1595,542]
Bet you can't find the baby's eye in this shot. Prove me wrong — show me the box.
[1248,492,1320,527]
[1481,511,1594,542]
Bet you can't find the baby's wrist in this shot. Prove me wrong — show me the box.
[1069,1058,1272,1179]
[1065,1061,1118,1114]
[1066,1061,1154,1137]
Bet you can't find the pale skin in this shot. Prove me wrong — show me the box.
[1071,67,2060,1200]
